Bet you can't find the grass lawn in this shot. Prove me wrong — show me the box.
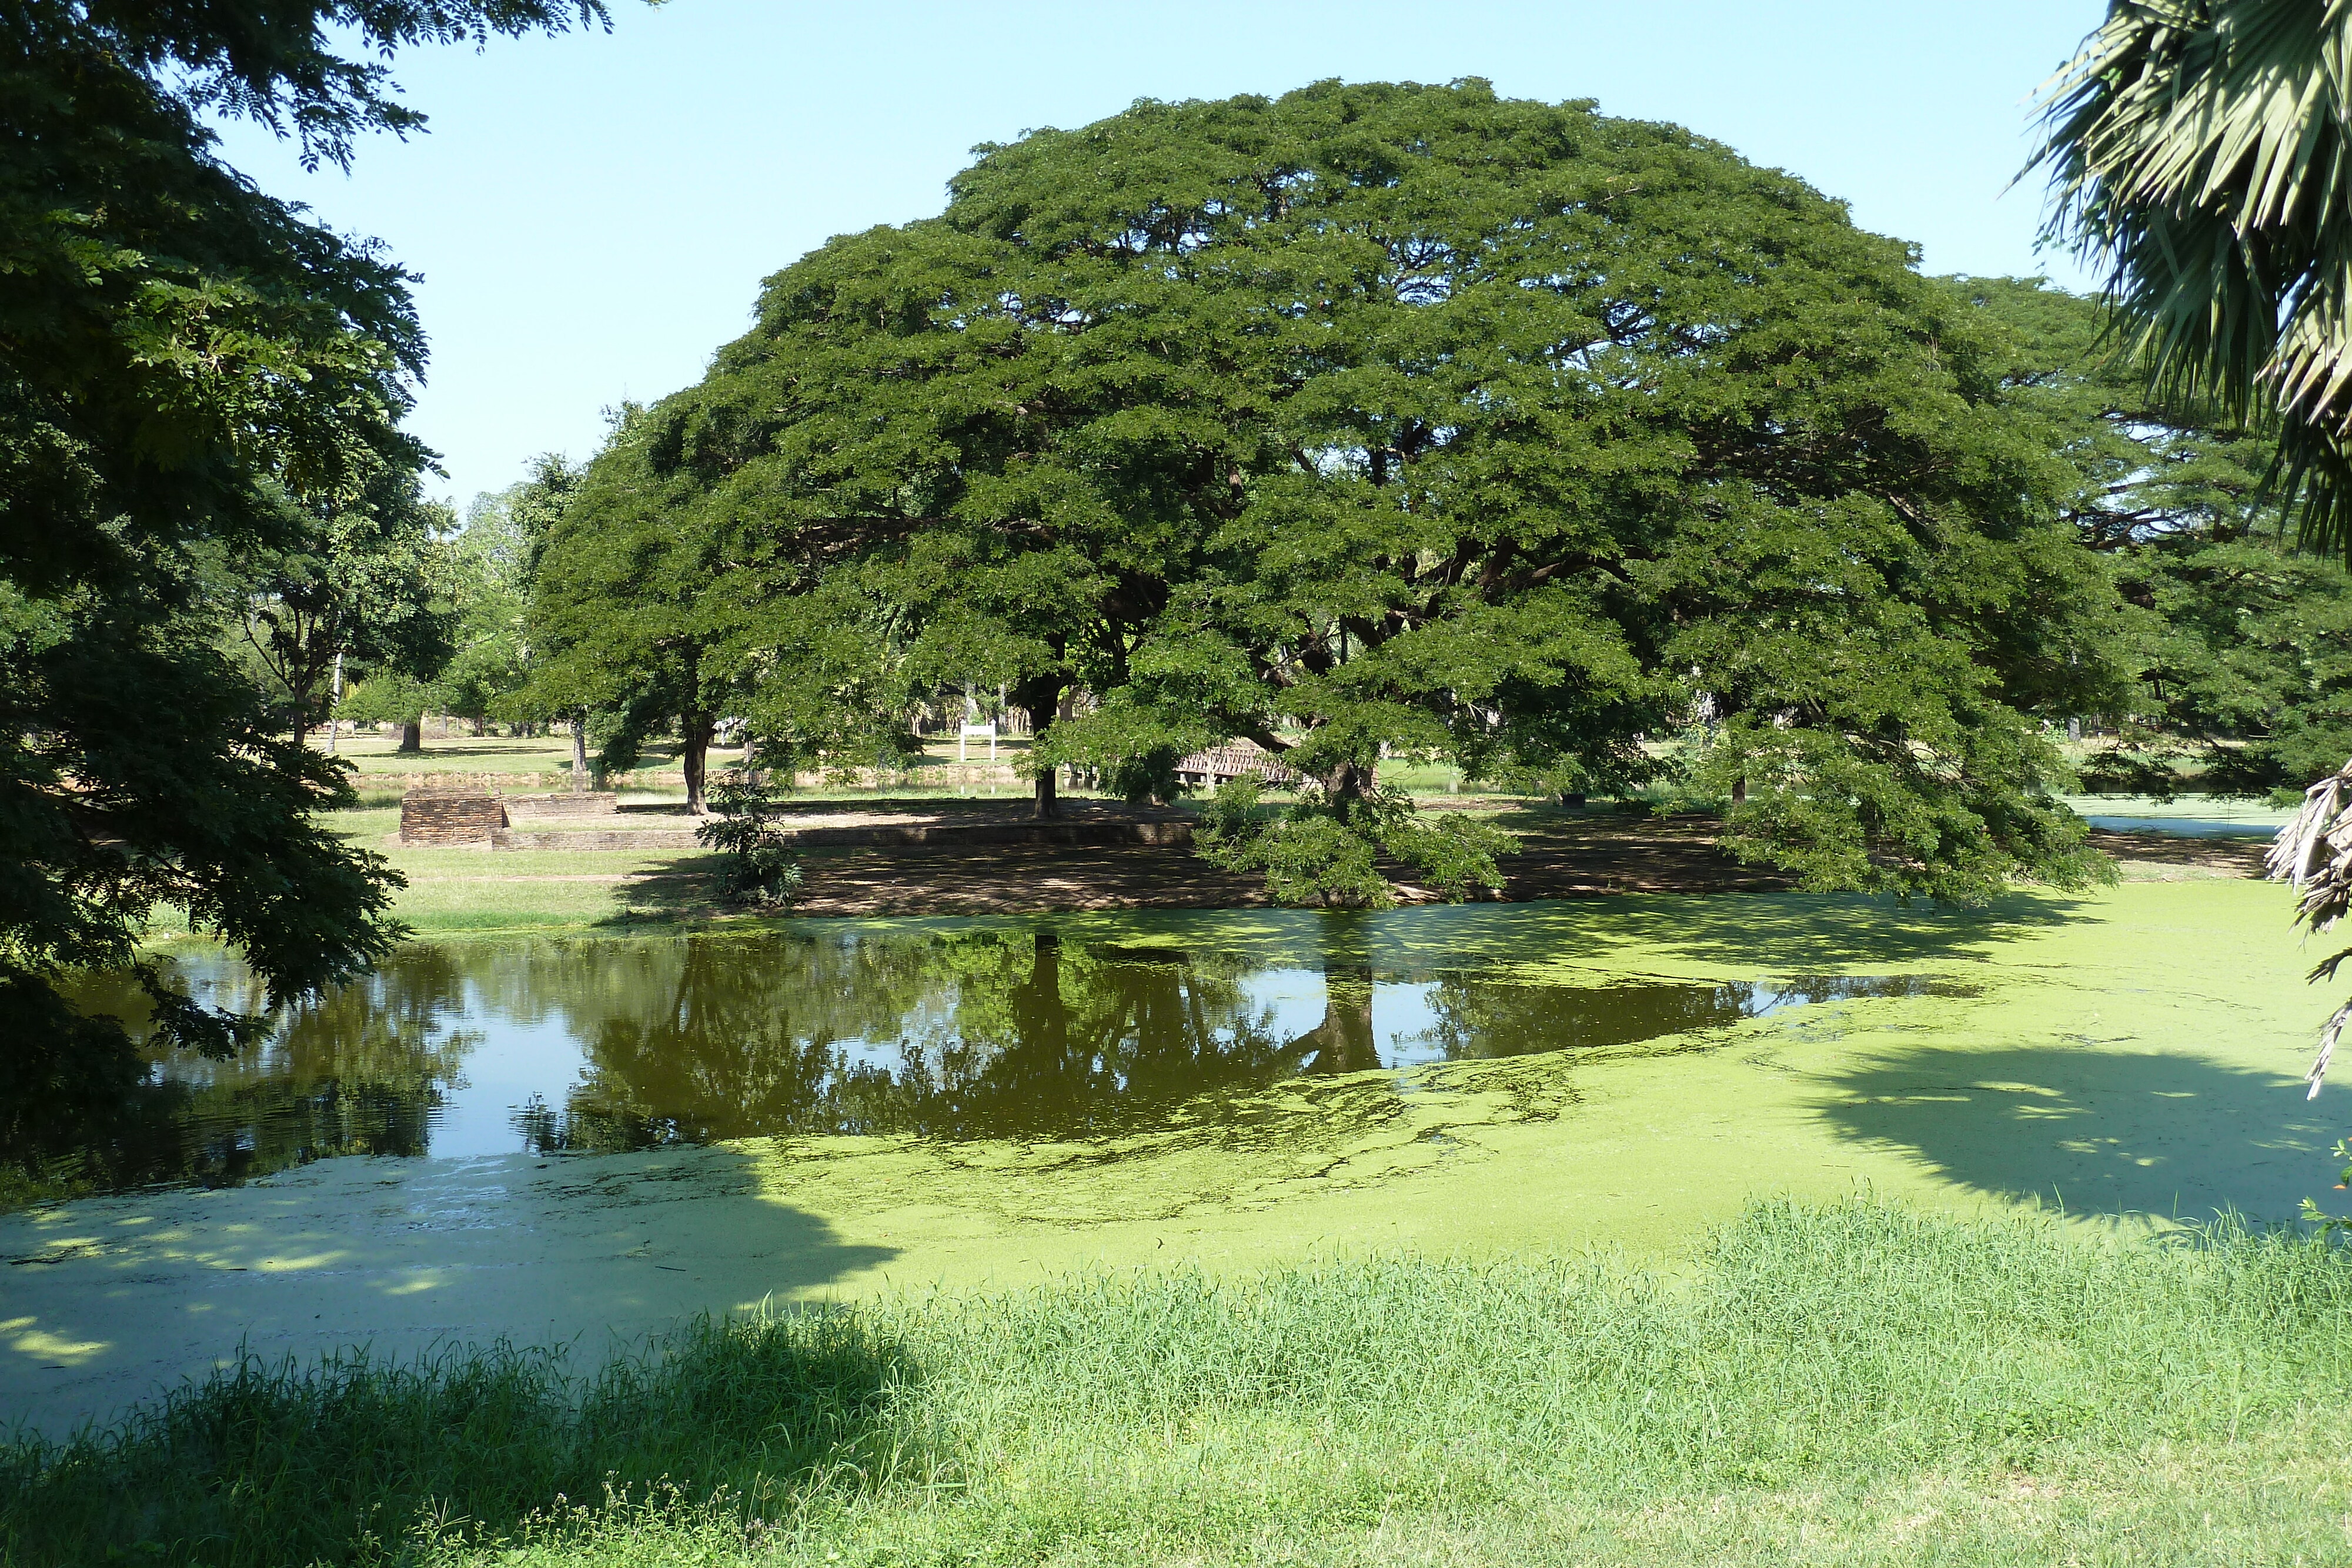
[7,1201,2350,1566]
[333,733,581,775]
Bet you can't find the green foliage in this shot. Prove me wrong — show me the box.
[611,81,2136,900]
[694,775,803,910]
[336,672,433,729]
[2034,0,2352,559]
[428,473,554,728]
[232,462,460,733]
[2118,534,2352,796]
[526,412,739,808]
[14,1202,2352,1565]
[1953,276,2352,798]
[0,5,613,1077]
[1198,775,1509,908]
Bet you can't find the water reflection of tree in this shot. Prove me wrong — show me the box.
[1416,976,1756,1062]
[18,932,1484,1198]
[531,931,1338,1149]
[16,949,477,1196]
[1282,965,1382,1075]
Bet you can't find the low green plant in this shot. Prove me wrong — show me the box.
[1197,776,1513,907]
[694,776,804,910]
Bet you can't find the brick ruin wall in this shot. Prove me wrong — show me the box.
[399,791,508,845]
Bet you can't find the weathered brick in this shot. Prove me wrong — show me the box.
[399,791,507,845]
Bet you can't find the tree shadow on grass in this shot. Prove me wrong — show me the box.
[599,850,733,927]
[1815,1044,2336,1222]
[0,1144,904,1566]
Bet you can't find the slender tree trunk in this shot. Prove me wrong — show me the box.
[325,651,343,754]
[682,710,715,815]
[1015,674,1067,819]
[1034,755,1058,816]
[571,713,589,791]
[397,718,422,754]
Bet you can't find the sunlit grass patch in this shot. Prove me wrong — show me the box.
[10,1201,2352,1566]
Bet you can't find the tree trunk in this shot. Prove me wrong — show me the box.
[682,710,715,815]
[1320,756,1378,808]
[1015,678,1065,819]
[1285,966,1379,1074]
[1033,755,1058,817]
[397,719,422,754]
[571,714,589,790]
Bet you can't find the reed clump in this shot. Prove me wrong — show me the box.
[9,1200,2352,1566]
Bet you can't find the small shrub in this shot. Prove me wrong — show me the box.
[1197,777,1512,907]
[695,777,803,910]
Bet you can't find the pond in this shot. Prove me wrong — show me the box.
[28,921,1970,1197]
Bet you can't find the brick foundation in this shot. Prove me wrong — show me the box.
[399,791,507,845]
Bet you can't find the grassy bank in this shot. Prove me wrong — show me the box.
[9,1201,2352,1566]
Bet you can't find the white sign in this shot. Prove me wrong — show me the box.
[958,721,997,764]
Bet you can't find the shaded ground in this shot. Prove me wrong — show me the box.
[2090,827,2269,878]
[608,810,2272,920]
[613,807,1793,918]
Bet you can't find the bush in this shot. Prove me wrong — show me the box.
[1197,777,1512,907]
[694,776,803,910]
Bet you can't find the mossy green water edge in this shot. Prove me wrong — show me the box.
[4,880,2340,1451]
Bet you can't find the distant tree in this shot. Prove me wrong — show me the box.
[1,1,614,1096]
[232,460,459,740]
[1955,276,2352,798]
[432,479,542,735]
[527,409,735,811]
[640,81,2133,903]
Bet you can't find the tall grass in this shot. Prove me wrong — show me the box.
[9,1201,2352,1566]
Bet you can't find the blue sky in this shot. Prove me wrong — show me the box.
[216,1,2111,506]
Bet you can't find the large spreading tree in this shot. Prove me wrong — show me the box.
[2,2,610,1121]
[619,80,2132,902]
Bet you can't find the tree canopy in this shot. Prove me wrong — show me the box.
[2,3,610,1103]
[1952,276,2352,799]
[566,80,2133,902]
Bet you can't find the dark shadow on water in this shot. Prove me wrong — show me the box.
[1818,1045,2334,1222]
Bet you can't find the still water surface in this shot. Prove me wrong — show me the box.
[36,924,1963,1196]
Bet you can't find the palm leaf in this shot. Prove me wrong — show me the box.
[2034,1,2352,556]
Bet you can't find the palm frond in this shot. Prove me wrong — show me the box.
[2034,1,2352,556]
[2267,757,2352,1095]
